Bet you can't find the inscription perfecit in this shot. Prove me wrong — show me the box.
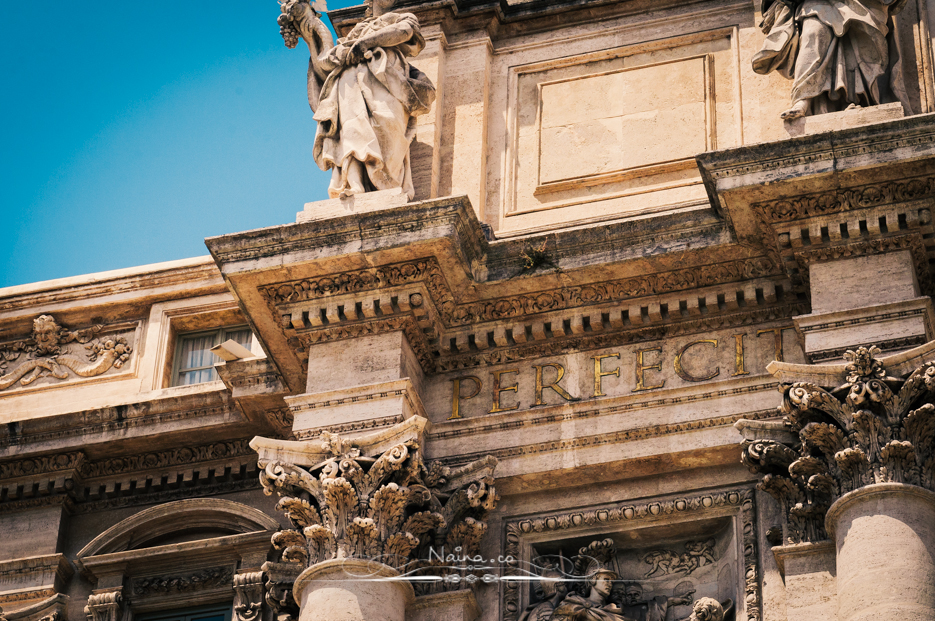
[448,326,798,419]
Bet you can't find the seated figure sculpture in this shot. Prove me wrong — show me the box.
[753,0,910,119]
[278,0,436,199]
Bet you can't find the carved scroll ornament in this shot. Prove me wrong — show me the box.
[738,346,935,543]
[256,418,498,579]
[0,315,132,391]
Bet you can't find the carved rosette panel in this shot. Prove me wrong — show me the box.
[258,428,499,585]
[739,346,935,544]
[0,315,134,392]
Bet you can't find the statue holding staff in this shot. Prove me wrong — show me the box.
[278,0,436,199]
[753,0,910,119]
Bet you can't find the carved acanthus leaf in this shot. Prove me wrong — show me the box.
[259,421,498,588]
[740,347,935,543]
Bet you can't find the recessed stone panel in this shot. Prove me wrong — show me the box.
[538,56,709,189]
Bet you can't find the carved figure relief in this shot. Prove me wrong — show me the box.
[642,540,717,577]
[753,0,910,119]
[522,539,734,621]
[277,0,435,199]
[0,315,132,391]
[739,345,935,543]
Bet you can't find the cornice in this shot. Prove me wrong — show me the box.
[0,258,224,316]
[0,389,244,455]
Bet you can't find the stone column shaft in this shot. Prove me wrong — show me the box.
[828,484,935,621]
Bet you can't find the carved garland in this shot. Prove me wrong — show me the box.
[131,567,234,596]
[500,488,760,621]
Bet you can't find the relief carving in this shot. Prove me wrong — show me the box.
[277,0,435,199]
[753,0,910,119]
[752,176,935,223]
[0,315,132,391]
[502,489,758,621]
[642,539,717,577]
[130,567,233,596]
[518,539,733,621]
[739,346,935,543]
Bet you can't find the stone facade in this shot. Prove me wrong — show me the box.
[3,1,935,620]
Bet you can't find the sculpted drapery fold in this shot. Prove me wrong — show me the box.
[753,0,910,119]
[279,0,435,199]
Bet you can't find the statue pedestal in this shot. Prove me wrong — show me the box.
[785,101,905,137]
[827,483,935,621]
[293,559,414,621]
[296,188,409,223]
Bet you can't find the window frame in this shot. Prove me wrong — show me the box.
[170,325,252,387]
[135,603,233,621]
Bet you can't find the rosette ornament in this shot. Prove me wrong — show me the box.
[252,417,498,574]
[737,346,935,543]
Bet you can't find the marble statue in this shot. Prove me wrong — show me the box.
[278,0,436,200]
[753,0,909,119]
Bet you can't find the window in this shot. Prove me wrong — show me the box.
[172,326,252,386]
[136,604,232,621]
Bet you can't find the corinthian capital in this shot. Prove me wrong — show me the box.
[251,417,498,571]
[737,344,935,544]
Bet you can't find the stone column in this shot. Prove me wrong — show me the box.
[826,483,935,621]
[251,417,498,621]
[292,560,413,621]
[738,345,935,621]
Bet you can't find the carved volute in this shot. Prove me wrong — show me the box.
[252,417,498,574]
[737,344,935,543]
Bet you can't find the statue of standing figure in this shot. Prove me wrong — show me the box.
[753,0,910,119]
[278,0,436,199]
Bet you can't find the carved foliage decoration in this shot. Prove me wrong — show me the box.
[740,346,935,544]
[259,258,778,327]
[259,430,499,575]
[0,315,132,391]
[131,567,234,596]
[752,176,935,224]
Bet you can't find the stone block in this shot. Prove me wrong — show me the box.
[296,188,409,224]
[809,251,919,315]
[785,102,905,137]
[772,541,836,621]
[795,297,935,362]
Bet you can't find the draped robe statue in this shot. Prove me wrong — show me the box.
[278,0,436,199]
[753,0,910,119]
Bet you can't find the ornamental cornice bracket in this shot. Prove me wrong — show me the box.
[737,341,935,544]
[253,416,499,587]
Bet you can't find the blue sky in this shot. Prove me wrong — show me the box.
[1,1,360,288]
